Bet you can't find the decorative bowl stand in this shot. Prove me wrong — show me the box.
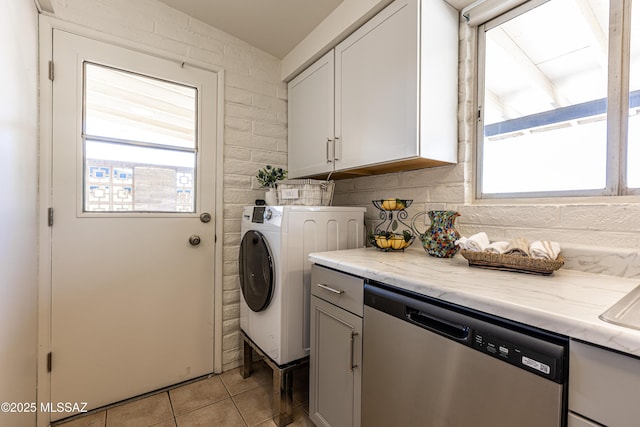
[369,199,415,251]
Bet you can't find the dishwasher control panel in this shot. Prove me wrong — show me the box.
[473,330,557,380]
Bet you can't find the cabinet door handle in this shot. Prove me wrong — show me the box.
[326,138,333,163]
[334,136,340,160]
[316,283,344,294]
[350,331,359,371]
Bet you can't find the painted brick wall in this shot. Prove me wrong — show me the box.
[50,0,287,371]
[333,21,640,251]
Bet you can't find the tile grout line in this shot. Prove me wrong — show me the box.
[229,395,251,427]
[166,390,178,427]
[169,373,236,424]
[217,368,249,426]
[224,361,272,427]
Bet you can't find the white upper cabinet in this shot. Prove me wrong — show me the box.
[418,0,459,165]
[288,51,335,178]
[287,0,458,179]
[334,0,419,172]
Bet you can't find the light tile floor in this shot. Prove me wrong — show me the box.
[54,360,313,427]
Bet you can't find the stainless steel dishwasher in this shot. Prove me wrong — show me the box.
[362,281,568,427]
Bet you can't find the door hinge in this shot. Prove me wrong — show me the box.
[48,207,54,226]
[47,352,52,372]
[48,61,54,81]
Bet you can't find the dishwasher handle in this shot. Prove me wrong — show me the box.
[406,307,470,342]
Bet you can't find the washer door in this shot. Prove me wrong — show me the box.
[239,230,275,312]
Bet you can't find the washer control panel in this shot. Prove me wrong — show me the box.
[251,206,284,225]
[252,206,266,223]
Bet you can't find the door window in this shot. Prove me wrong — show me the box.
[83,63,198,212]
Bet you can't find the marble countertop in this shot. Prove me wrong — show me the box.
[309,247,640,357]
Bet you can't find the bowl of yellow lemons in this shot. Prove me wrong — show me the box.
[369,230,414,252]
[373,198,412,211]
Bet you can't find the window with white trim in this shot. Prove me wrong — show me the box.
[83,63,198,212]
[476,0,638,198]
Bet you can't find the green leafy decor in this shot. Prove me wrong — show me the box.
[256,165,287,188]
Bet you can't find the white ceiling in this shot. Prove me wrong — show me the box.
[444,0,476,10]
[157,0,344,59]
[157,0,473,59]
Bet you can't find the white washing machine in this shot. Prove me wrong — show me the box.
[239,205,366,366]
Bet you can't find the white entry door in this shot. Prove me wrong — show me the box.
[49,29,218,418]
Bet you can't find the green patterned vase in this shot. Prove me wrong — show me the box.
[412,210,461,258]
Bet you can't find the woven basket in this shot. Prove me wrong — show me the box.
[276,179,335,206]
[460,250,564,275]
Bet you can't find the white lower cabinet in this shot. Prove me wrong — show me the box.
[569,340,640,426]
[310,265,363,427]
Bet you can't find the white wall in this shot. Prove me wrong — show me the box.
[333,21,640,255]
[0,0,39,426]
[48,0,287,370]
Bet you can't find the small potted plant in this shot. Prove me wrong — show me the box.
[256,165,287,205]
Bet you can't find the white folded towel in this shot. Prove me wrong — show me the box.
[504,237,530,257]
[456,232,490,252]
[485,241,509,254]
[529,240,561,260]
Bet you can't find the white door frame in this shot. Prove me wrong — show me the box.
[37,16,224,427]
